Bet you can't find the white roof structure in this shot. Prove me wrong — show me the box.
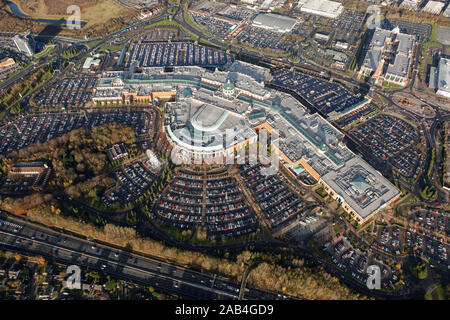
[360,27,415,82]
[300,0,344,19]
[400,0,421,9]
[252,13,299,33]
[422,1,445,14]
[83,57,101,69]
[12,31,34,57]
[436,57,450,98]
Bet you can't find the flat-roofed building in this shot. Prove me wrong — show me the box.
[314,32,330,42]
[335,41,349,50]
[385,55,410,85]
[300,0,344,19]
[359,27,415,87]
[326,49,347,62]
[251,13,299,33]
[0,57,15,68]
[7,161,51,190]
[422,1,445,14]
[106,144,128,162]
[436,56,450,98]
[428,66,438,89]
[400,0,421,9]
[83,56,102,70]
[12,31,35,57]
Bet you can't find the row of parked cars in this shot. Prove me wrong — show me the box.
[239,163,303,232]
[126,42,234,68]
[151,167,258,239]
[191,13,235,40]
[0,111,152,155]
[103,161,158,207]
[350,114,419,162]
[325,236,395,289]
[372,220,450,267]
[237,25,295,53]
[34,77,96,107]
[271,69,361,115]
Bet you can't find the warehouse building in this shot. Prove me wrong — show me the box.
[400,0,421,9]
[12,30,35,57]
[422,1,445,14]
[436,56,450,98]
[300,0,344,19]
[251,13,299,33]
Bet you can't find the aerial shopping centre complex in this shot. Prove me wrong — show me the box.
[92,60,400,225]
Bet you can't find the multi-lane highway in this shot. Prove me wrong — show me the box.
[0,212,286,300]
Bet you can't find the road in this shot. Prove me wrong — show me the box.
[377,82,450,206]
[0,211,286,300]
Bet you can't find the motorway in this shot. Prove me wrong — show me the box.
[0,212,286,300]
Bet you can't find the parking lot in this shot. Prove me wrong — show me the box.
[372,225,406,256]
[371,213,450,268]
[140,29,178,42]
[236,26,295,53]
[151,167,258,239]
[380,18,431,42]
[349,114,420,175]
[324,235,399,289]
[216,6,255,22]
[0,110,153,156]
[191,13,235,40]
[272,69,361,115]
[33,77,96,107]
[283,213,329,242]
[103,161,159,207]
[239,163,304,232]
[390,147,422,179]
[334,104,377,128]
[330,9,365,45]
[331,9,365,33]
[126,42,234,68]
[408,208,450,238]
[406,230,449,266]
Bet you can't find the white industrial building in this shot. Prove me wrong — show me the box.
[421,1,445,14]
[299,0,344,19]
[436,56,450,98]
[251,13,299,33]
[400,0,421,9]
[12,31,35,57]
